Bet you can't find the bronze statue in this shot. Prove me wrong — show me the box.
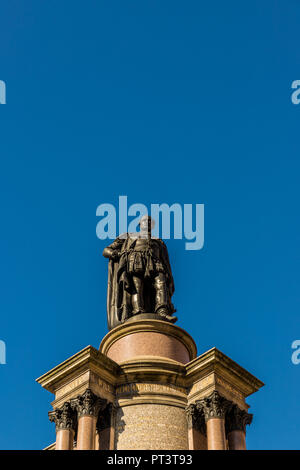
[103,215,177,330]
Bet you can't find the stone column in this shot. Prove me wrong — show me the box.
[226,405,253,450]
[196,391,231,450]
[186,404,207,450]
[94,429,100,451]
[71,389,107,450]
[49,402,76,450]
[96,403,115,450]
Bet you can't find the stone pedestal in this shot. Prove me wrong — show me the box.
[99,319,196,450]
[99,318,196,364]
[37,318,264,450]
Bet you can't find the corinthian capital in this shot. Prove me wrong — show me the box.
[71,388,107,418]
[226,405,253,434]
[185,404,197,429]
[196,391,232,421]
[185,403,206,435]
[48,402,77,431]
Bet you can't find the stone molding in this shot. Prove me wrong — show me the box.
[117,357,186,389]
[185,348,264,396]
[36,346,120,394]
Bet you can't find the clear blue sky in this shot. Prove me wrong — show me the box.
[0,1,299,450]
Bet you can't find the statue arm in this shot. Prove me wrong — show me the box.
[103,237,124,260]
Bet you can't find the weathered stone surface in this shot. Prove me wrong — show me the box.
[114,404,188,450]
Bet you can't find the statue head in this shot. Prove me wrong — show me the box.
[139,215,155,232]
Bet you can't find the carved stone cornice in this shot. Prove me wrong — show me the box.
[48,401,77,431]
[70,388,107,418]
[226,404,253,434]
[196,391,232,421]
[185,403,206,436]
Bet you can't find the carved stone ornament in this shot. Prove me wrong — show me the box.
[226,404,253,434]
[196,391,232,421]
[48,401,77,431]
[185,403,206,436]
[70,388,107,418]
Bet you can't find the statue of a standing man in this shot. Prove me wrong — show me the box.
[103,216,177,330]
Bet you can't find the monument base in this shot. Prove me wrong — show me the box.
[37,318,264,450]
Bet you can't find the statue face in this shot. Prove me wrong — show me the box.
[140,216,152,231]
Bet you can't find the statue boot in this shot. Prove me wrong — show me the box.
[156,306,177,323]
[131,293,146,315]
[154,274,177,323]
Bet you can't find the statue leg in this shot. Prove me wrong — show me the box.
[154,273,169,313]
[154,273,177,323]
[132,275,145,315]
